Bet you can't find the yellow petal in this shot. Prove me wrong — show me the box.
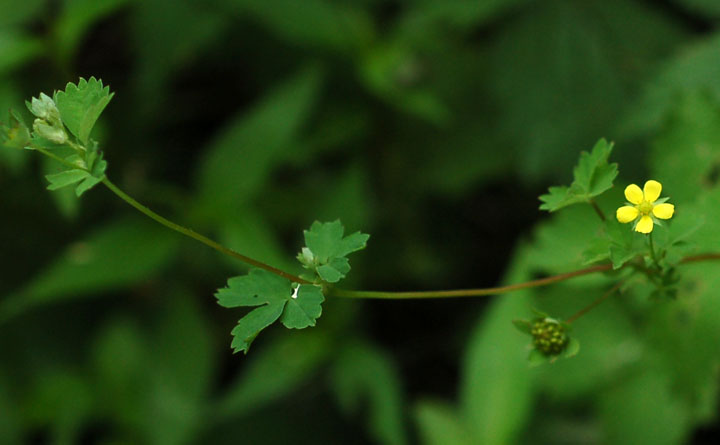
[653,203,674,219]
[616,206,639,223]
[643,180,662,203]
[624,184,643,205]
[635,215,654,233]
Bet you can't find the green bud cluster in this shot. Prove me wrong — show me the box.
[531,318,569,356]
[26,93,68,144]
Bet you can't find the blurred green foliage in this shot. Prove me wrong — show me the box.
[2,0,720,444]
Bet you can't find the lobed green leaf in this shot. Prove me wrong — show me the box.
[53,77,114,145]
[539,138,618,212]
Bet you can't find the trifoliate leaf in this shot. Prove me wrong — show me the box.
[299,220,369,283]
[216,268,326,353]
[45,169,89,190]
[281,285,324,329]
[539,139,618,212]
[53,77,114,145]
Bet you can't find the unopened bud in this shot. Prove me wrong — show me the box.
[33,119,67,144]
[531,318,569,356]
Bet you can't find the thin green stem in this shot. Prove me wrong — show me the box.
[101,177,311,285]
[566,281,623,324]
[589,199,606,221]
[328,264,613,299]
[648,231,659,267]
[35,146,88,172]
[30,145,720,300]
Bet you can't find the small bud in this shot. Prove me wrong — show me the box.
[33,119,68,144]
[531,317,569,357]
[27,93,62,126]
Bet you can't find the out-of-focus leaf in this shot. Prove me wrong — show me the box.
[598,363,690,445]
[0,0,44,26]
[412,0,530,29]
[25,371,95,445]
[0,30,43,76]
[0,85,28,172]
[490,0,683,181]
[460,249,535,445]
[196,66,321,215]
[54,0,132,64]
[650,91,720,203]
[414,400,472,445]
[0,378,21,443]
[332,341,408,445]
[360,43,450,124]
[671,0,720,20]
[227,0,373,52]
[620,32,720,137]
[212,330,331,422]
[131,0,229,112]
[151,290,215,403]
[0,218,180,323]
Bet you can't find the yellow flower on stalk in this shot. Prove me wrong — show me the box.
[616,180,674,234]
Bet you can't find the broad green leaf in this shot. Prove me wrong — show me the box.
[0,29,43,75]
[212,331,331,422]
[228,0,372,52]
[0,218,180,324]
[230,302,285,353]
[598,364,690,445]
[332,342,408,445]
[54,0,131,64]
[620,32,720,137]
[650,91,720,203]
[460,249,535,444]
[45,169,89,190]
[414,400,472,445]
[489,0,681,180]
[53,77,114,144]
[196,66,321,214]
[280,285,324,329]
[539,139,618,212]
[413,0,529,29]
[672,0,720,17]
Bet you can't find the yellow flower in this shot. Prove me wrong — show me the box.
[616,180,674,234]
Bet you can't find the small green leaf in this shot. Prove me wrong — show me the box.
[316,257,351,283]
[280,284,324,329]
[299,220,369,283]
[45,169,89,190]
[230,302,286,354]
[53,77,114,144]
[539,138,618,212]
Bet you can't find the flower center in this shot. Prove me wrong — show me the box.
[638,200,653,215]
